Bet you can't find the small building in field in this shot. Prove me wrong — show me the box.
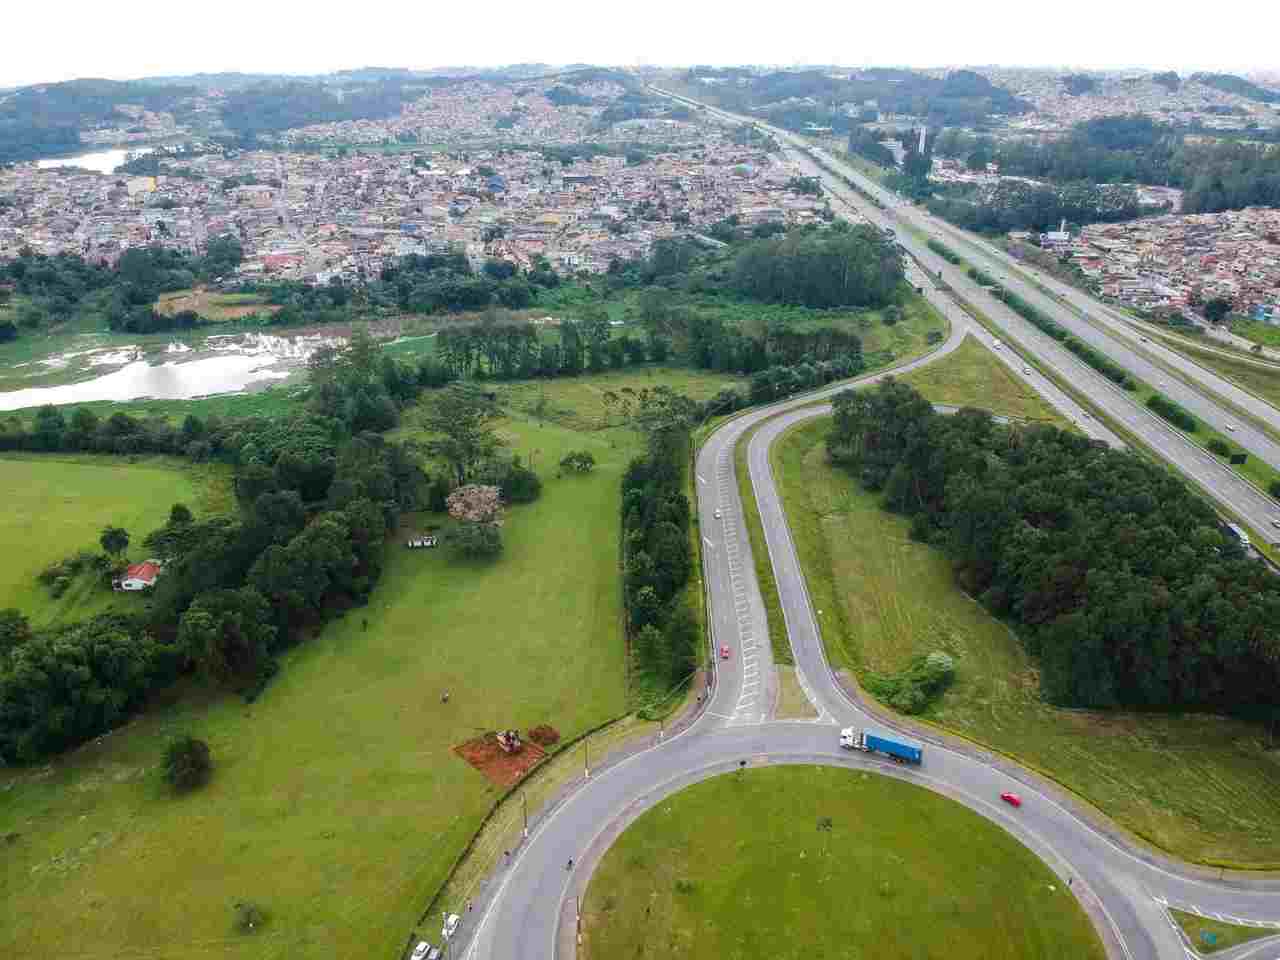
[118,560,162,591]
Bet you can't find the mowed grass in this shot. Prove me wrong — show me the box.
[0,368,708,960]
[0,454,232,626]
[1162,335,1280,412]
[773,417,1280,866]
[1231,319,1280,349]
[1171,909,1278,954]
[900,334,1066,423]
[582,765,1105,960]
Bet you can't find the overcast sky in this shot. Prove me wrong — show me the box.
[4,0,1277,89]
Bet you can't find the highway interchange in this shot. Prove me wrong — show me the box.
[451,92,1280,960]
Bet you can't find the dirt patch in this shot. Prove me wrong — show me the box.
[454,733,547,788]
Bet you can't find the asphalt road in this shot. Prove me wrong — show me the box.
[452,314,1280,960]
[650,88,1280,546]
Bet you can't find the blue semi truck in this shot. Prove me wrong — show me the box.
[840,726,923,765]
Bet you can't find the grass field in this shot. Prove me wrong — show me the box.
[0,454,232,626]
[1171,909,1278,954]
[1158,336,1280,412]
[1231,319,1280,349]
[581,765,1105,960]
[900,335,1066,423]
[156,289,279,322]
[0,369,722,960]
[773,417,1280,866]
[496,367,743,432]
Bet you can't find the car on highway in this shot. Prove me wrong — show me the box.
[442,914,460,942]
[1000,792,1023,808]
[1272,519,1280,529]
[1022,366,1030,374]
[1226,424,1237,432]
[720,644,731,659]
[411,942,441,960]
[1139,336,1149,343]
[714,508,722,519]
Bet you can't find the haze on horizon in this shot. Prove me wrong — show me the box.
[5,0,1278,89]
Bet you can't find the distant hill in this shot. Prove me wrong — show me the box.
[1191,72,1280,104]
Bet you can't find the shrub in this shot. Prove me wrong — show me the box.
[528,724,560,747]
[447,521,503,559]
[163,736,212,791]
[233,900,265,934]
[1270,480,1280,499]
[1206,438,1232,456]
[1146,393,1197,432]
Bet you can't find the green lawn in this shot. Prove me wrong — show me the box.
[0,454,232,626]
[1231,319,1280,349]
[0,369,714,960]
[1159,336,1280,412]
[900,334,1067,423]
[773,417,1280,866]
[1171,908,1278,955]
[582,766,1105,960]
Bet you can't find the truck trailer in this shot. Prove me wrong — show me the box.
[840,726,923,765]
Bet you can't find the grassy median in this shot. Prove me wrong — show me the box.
[582,765,1105,960]
[773,417,1280,867]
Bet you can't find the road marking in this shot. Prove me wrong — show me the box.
[703,537,714,548]
[697,474,706,485]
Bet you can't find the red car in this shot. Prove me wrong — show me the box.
[1000,791,1023,808]
[720,644,731,660]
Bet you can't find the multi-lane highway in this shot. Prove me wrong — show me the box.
[651,87,1280,545]
[453,316,1280,960]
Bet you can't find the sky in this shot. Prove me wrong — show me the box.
[4,0,1278,89]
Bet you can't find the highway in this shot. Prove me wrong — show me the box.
[452,314,1280,960]
[648,87,1280,546]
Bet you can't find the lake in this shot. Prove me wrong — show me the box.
[37,147,154,175]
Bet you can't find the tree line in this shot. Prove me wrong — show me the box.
[828,379,1280,712]
[0,240,244,337]
[621,389,700,694]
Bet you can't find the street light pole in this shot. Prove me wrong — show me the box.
[522,791,528,839]
[584,737,590,778]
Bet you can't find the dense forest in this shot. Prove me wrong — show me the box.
[930,117,1280,214]
[219,79,420,140]
[828,379,1280,712]
[690,67,1031,131]
[926,179,1160,233]
[0,78,196,164]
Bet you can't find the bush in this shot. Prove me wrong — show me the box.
[1207,437,1232,456]
[1146,393,1198,432]
[448,521,503,559]
[233,900,265,934]
[163,736,212,791]
[528,724,560,747]
[1270,480,1280,499]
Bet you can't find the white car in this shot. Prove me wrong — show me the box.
[1225,424,1237,432]
[713,508,722,520]
[442,914,461,942]
[411,942,441,960]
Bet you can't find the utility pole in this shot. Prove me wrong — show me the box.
[522,792,529,839]
[584,737,590,778]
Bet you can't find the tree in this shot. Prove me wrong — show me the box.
[100,526,130,557]
[163,735,212,791]
[419,383,505,486]
[1203,297,1232,323]
[446,484,503,523]
[447,521,503,559]
[1269,480,1280,499]
[169,503,193,526]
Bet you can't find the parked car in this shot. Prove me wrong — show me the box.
[720,644,731,659]
[411,942,441,960]
[1000,791,1023,808]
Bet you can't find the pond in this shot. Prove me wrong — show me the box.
[0,331,345,411]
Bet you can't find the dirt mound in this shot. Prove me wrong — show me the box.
[527,724,560,747]
[454,733,546,788]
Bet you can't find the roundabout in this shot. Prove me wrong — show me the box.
[457,312,1280,960]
